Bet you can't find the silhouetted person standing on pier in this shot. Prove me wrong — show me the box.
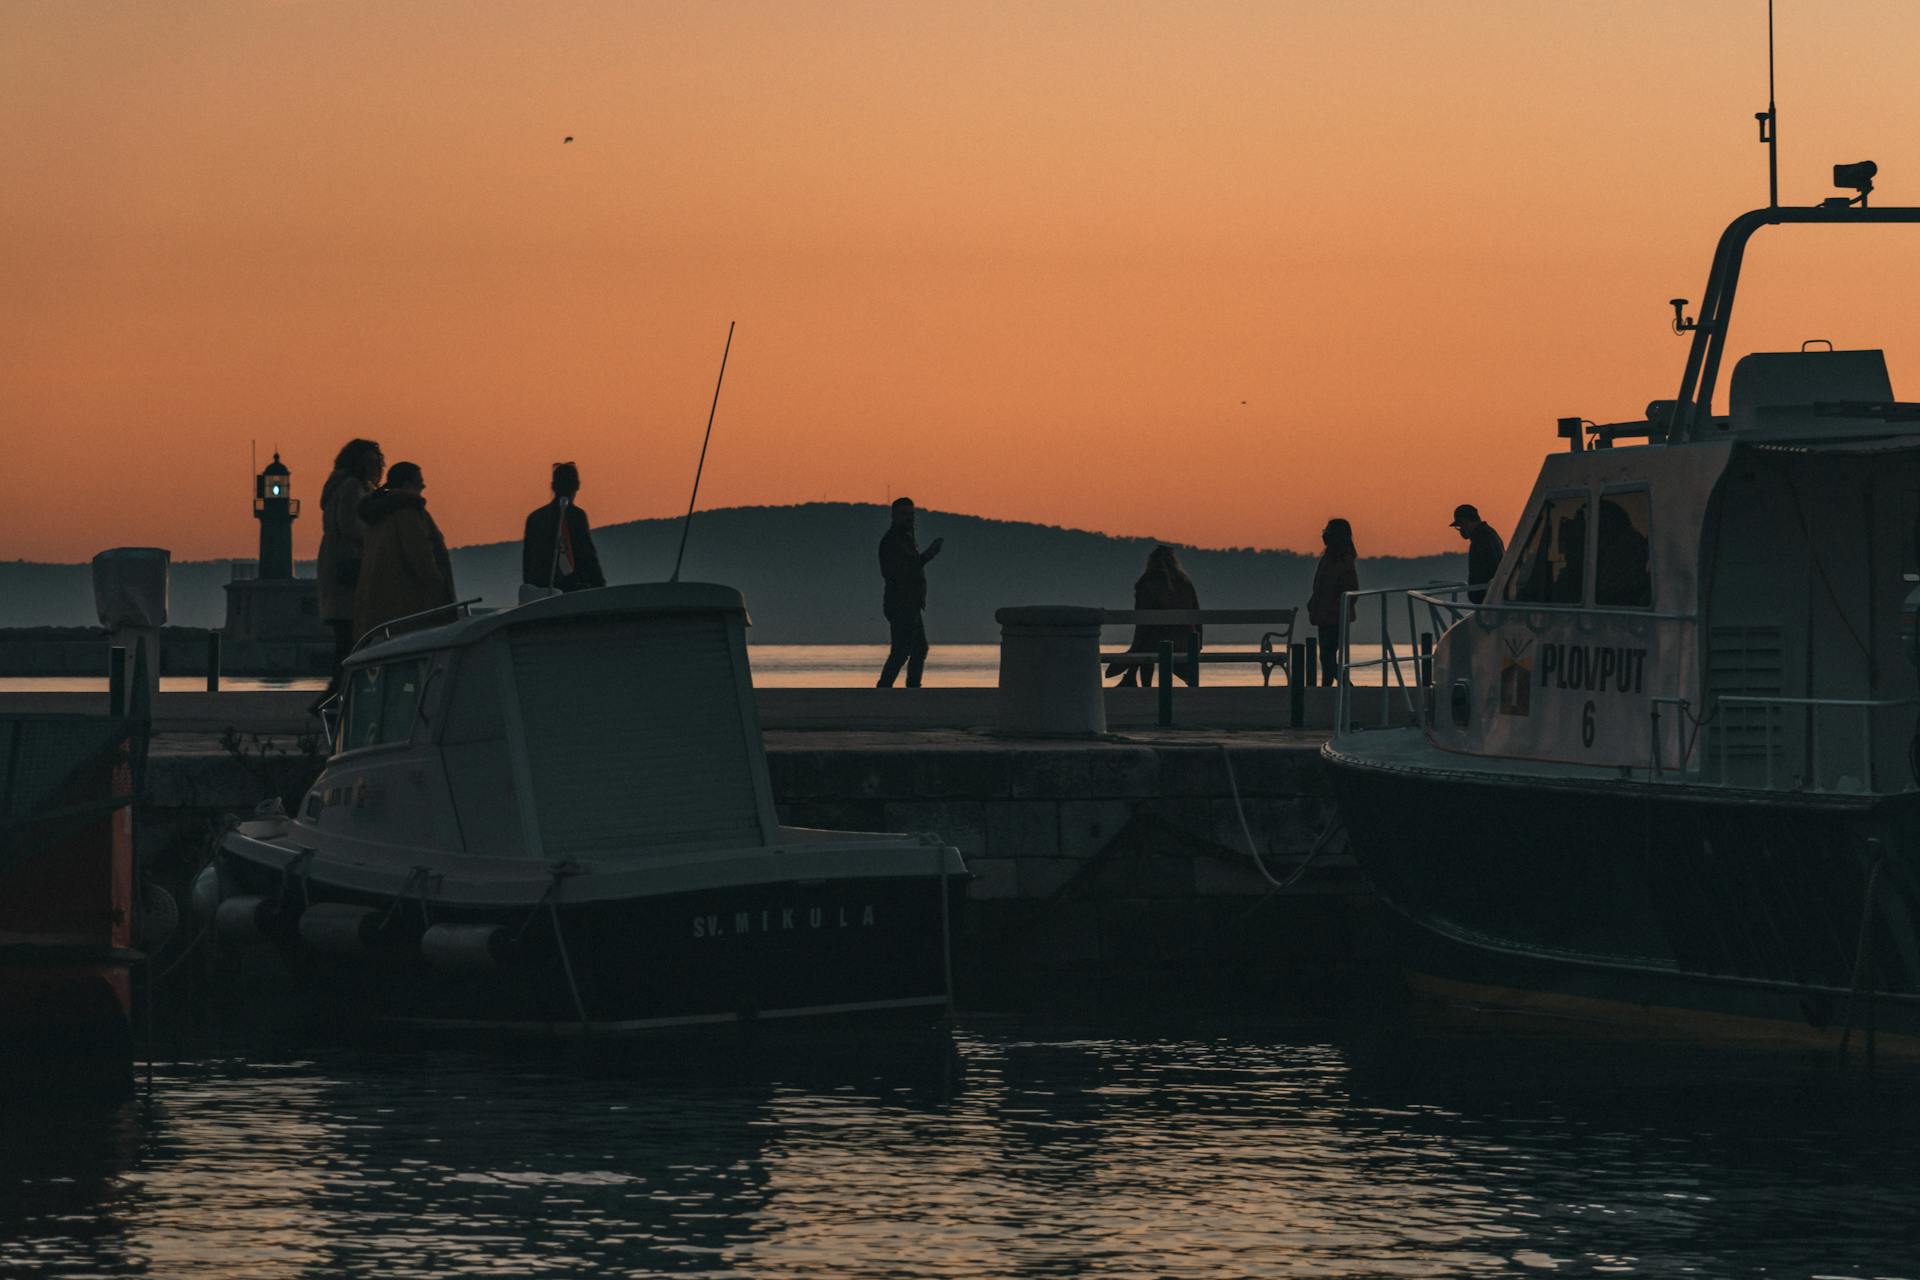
[354,461,456,643]
[1451,504,1505,604]
[1107,545,1201,686]
[316,438,383,693]
[876,497,942,688]
[1307,518,1359,686]
[522,462,606,595]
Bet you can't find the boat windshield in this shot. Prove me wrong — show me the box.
[341,659,429,751]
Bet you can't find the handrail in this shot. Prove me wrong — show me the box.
[1709,693,1919,795]
[350,596,484,655]
[1405,589,1698,624]
[1334,583,1469,736]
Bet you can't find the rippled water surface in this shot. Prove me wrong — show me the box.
[5,1018,1920,1278]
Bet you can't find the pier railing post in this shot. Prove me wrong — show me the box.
[1303,636,1318,688]
[107,645,127,717]
[1418,631,1434,687]
[1185,631,1201,688]
[206,630,222,693]
[1288,643,1305,729]
[1156,641,1174,727]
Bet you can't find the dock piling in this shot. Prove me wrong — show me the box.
[1288,644,1305,728]
[206,631,222,693]
[1156,641,1174,727]
[107,646,126,716]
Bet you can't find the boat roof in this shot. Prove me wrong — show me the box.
[350,582,749,665]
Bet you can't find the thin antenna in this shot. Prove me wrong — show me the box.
[670,321,736,583]
[1757,0,1779,207]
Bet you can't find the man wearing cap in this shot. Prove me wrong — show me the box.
[1451,504,1505,604]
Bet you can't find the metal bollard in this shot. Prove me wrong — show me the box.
[1156,641,1174,728]
[1418,631,1434,687]
[108,645,127,716]
[206,630,222,693]
[1186,631,1201,688]
[1303,636,1318,689]
[1288,643,1305,728]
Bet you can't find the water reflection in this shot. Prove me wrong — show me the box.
[3,1018,1918,1277]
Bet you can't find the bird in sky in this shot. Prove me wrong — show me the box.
[564,136,574,143]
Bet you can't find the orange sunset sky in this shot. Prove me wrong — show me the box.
[6,1,1920,565]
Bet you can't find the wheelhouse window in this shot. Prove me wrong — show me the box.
[1505,495,1589,605]
[340,659,428,750]
[1594,489,1653,608]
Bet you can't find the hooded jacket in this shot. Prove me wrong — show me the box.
[352,488,455,642]
[316,468,373,623]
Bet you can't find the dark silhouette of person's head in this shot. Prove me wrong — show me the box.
[551,462,580,499]
[385,461,425,494]
[1146,544,1184,580]
[1450,503,1483,540]
[1323,518,1356,559]
[891,497,915,527]
[334,438,385,485]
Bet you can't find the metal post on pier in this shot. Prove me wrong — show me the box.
[1288,643,1305,729]
[206,631,222,693]
[1302,637,1318,688]
[1418,632,1434,687]
[107,645,127,717]
[1185,632,1201,687]
[1156,641,1174,727]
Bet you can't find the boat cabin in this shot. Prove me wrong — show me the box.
[305,583,783,861]
[1430,346,1920,794]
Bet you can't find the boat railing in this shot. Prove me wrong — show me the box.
[1334,582,1475,735]
[350,597,485,655]
[1336,583,1699,739]
[1670,694,1920,796]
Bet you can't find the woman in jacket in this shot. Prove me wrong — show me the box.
[1107,545,1201,687]
[353,461,456,644]
[316,438,383,683]
[1306,518,1358,686]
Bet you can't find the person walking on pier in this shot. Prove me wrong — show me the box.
[876,497,943,688]
[1107,545,1201,686]
[521,462,606,598]
[1307,518,1359,686]
[354,462,456,643]
[316,438,384,699]
[1450,503,1505,604]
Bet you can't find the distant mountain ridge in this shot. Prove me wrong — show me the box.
[0,504,1466,643]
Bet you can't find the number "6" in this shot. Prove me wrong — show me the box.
[1581,700,1596,748]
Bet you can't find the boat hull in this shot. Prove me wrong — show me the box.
[1325,740,1920,1052]
[216,848,958,1036]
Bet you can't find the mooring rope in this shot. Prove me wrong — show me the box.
[1220,744,1344,891]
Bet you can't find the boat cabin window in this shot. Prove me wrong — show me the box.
[340,659,429,751]
[1594,489,1653,608]
[1505,494,1589,605]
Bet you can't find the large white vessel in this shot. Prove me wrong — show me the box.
[1326,175,1920,1052]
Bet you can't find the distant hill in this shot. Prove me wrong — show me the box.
[0,504,1466,643]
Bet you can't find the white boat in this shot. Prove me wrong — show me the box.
[1324,178,1920,1052]
[207,583,966,1036]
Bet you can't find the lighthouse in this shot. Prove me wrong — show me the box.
[253,453,299,579]
[222,450,329,674]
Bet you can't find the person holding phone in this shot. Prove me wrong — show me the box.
[876,496,943,688]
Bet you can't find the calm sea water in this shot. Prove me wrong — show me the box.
[0,645,1401,692]
[5,1016,1918,1278]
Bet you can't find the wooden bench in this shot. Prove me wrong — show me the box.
[1097,608,1299,685]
